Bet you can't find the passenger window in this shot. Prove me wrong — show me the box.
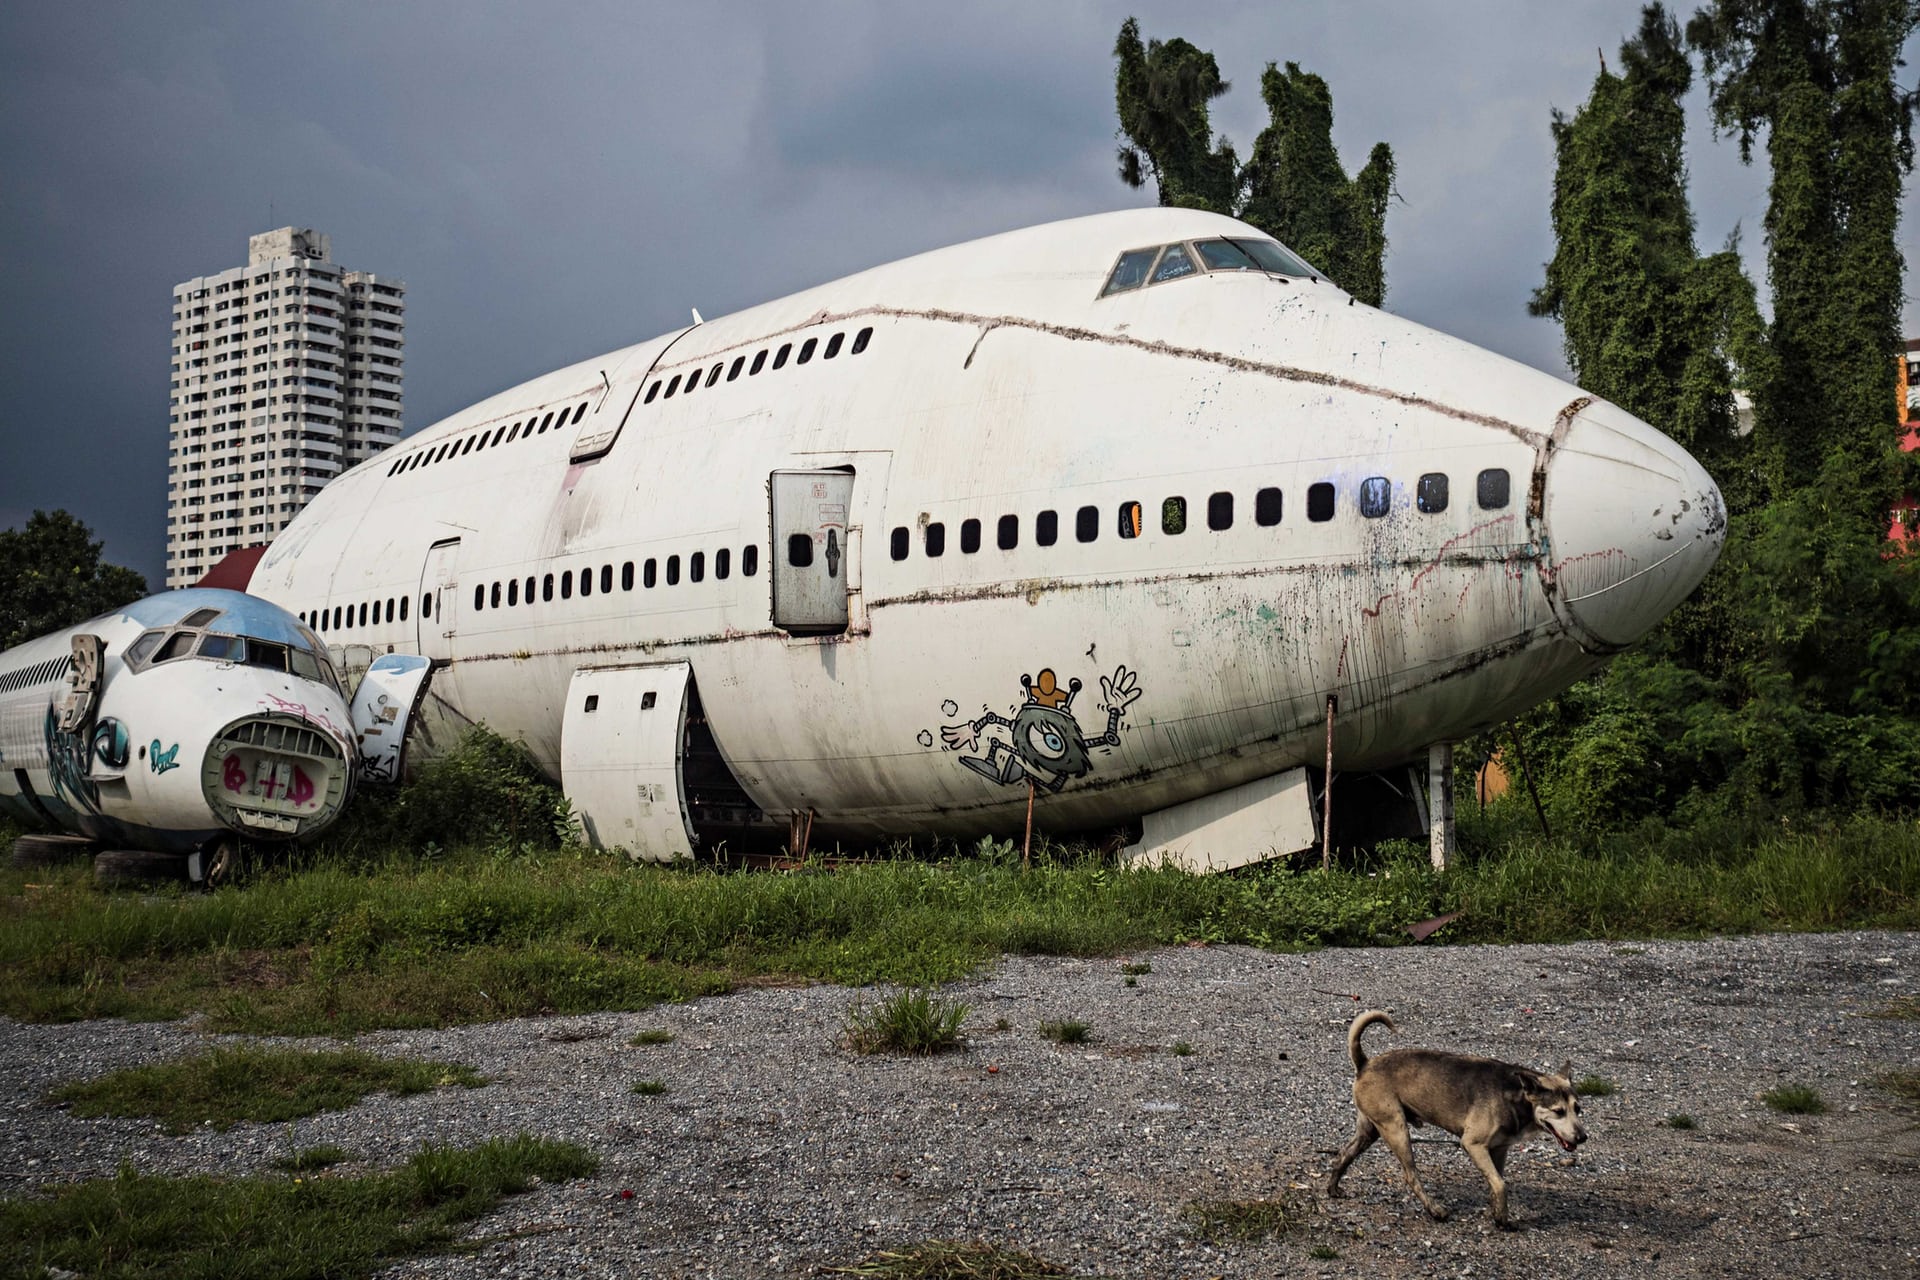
[690,551,705,582]
[683,368,699,396]
[420,596,431,620]
[1101,246,1159,296]
[1163,496,1187,535]
[524,576,535,602]
[890,527,908,561]
[728,357,744,381]
[580,567,592,598]
[716,548,730,579]
[750,350,767,374]
[960,518,982,553]
[400,596,409,621]
[998,514,1019,550]
[622,561,635,591]
[473,584,485,610]
[561,570,573,600]
[1307,482,1336,522]
[1118,501,1143,538]
[359,602,369,626]
[1360,477,1391,519]
[1036,510,1058,546]
[743,545,759,576]
[644,558,658,588]
[1151,244,1197,283]
[852,327,872,354]
[797,337,817,364]
[666,375,681,397]
[1208,492,1234,531]
[1477,468,1511,510]
[600,564,612,594]
[460,437,475,455]
[573,403,588,423]
[541,412,554,431]
[646,382,661,403]
[666,555,681,585]
[543,573,554,602]
[508,579,519,607]
[1076,505,1098,542]
[386,599,395,622]
[1417,473,1449,513]
[792,534,817,568]
[824,333,843,359]
[773,343,791,369]
[1256,487,1283,526]
[490,582,501,608]
[926,523,946,557]
[706,364,721,388]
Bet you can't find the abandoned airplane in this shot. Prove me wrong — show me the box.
[0,589,357,880]
[218,207,1722,869]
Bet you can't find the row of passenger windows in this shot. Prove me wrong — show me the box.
[471,546,762,612]
[0,655,72,694]
[384,400,592,477]
[643,326,873,405]
[884,469,1514,561]
[303,596,410,634]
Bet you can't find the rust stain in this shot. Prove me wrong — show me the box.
[651,303,1547,446]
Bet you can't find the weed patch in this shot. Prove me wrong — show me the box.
[47,1046,483,1134]
[1180,1194,1312,1242]
[4,1134,592,1279]
[273,1145,353,1172]
[845,988,970,1056]
[1574,1075,1616,1097]
[1170,1041,1194,1057]
[1873,1070,1920,1107]
[1762,1084,1827,1115]
[1039,1019,1092,1045]
[1663,1114,1697,1130]
[1864,995,1920,1020]
[630,1029,676,1046]
[631,1079,667,1097]
[825,1238,1079,1277]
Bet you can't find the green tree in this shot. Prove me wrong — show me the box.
[0,511,148,650]
[1528,5,1766,490]
[1113,19,1395,303]
[1239,63,1396,306]
[1113,17,1240,213]
[1688,0,1918,521]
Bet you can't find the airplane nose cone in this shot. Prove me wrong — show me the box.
[1541,400,1726,651]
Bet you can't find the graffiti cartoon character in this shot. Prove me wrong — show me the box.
[941,665,1142,792]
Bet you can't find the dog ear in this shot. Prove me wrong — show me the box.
[1556,1059,1572,1082]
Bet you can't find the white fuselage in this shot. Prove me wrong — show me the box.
[0,590,354,851]
[245,209,1724,843]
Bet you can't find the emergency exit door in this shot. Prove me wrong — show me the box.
[771,469,856,634]
[417,538,460,661]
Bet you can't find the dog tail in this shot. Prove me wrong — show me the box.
[1347,1010,1395,1073]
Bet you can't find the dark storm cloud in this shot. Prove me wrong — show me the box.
[1,1,1910,587]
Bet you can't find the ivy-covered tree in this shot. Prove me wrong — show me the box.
[1113,17,1240,214]
[1113,19,1395,304]
[1688,0,1919,521]
[1240,62,1395,306]
[0,510,148,650]
[1528,5,1765,491]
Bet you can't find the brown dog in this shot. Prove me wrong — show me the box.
[1325,1010,1586,1227]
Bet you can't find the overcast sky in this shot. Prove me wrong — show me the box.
[2,1,1914,586]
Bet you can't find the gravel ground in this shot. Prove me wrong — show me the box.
[4,930,1918,1279]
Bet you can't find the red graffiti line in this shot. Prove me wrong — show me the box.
[1360,514,1522,620]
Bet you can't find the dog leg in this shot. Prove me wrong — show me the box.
[1463,1140,1513,1228]
[1376,1111,1448,1221]
[1325,1114,1378,1197]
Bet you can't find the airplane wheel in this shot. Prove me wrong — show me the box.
[93,849,189,887]
[12,834,97,869]
[202,838,241,888]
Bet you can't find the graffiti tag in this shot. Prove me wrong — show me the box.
[150,740,180,775]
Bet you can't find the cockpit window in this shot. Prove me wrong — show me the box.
[130,620,338,691]
[1100,236,1317,299]
[1150,244,1197,283]
[125,630,164,667]
[154,631,196,663]
[180,607,223,628]
[1100,247,1160,296]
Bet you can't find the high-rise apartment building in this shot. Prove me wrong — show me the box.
[165,228,404,588]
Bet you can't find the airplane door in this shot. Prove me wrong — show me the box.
[561,662,696,862]
[418,538,460,661]
[770,469,856,634]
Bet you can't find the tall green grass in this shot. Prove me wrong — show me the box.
[3,815,1915,1035]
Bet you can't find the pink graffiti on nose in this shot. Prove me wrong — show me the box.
[222,755,246,792]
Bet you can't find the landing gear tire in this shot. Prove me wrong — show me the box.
[93,849,189,887]
[12,834,97,869]
[195,838,241,889]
